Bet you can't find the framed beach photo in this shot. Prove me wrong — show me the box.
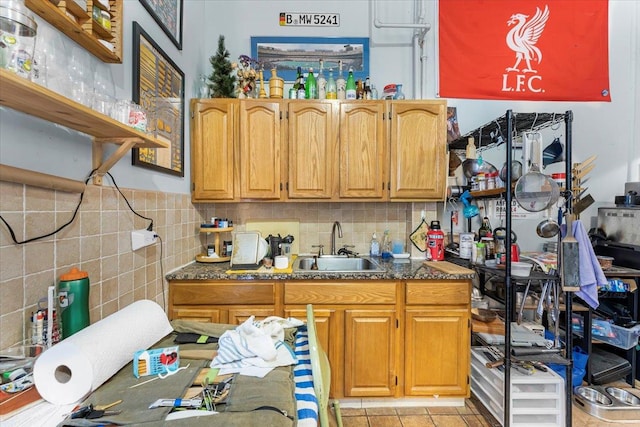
[139,0,183,50]
[131,22,185,177]
[251,36,370,82]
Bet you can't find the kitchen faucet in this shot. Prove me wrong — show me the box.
[330,221,343,255]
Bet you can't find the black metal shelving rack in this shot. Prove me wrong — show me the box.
[453,110,574,427]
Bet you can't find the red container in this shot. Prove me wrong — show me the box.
[427,221,445,261]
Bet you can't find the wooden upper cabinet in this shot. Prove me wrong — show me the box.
[190,99,236,201]
[339,101,387,199]
[389,101,447,200]
[287,101,336,199]
[239,100,283,199]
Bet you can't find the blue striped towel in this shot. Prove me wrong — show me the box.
[294,326,319,427]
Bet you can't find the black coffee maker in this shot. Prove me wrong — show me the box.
[266,234,282,258]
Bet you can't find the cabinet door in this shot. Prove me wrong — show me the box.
[405,308,470,396]
[389,101,447,200]
[191,99,236,201]
[171,307,222,323]
[339,101,387,199]
[287,101,335,199]
[344,309,396,396]
[285,307,342,397]
[239,100,283,199]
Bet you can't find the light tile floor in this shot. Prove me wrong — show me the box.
[334,396,634,427]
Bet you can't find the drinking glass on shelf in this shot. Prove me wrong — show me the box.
[69,46,92,107]
[92,61,116,116]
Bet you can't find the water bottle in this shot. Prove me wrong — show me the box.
[58,267,90,339]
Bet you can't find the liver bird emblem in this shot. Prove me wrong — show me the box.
[506,5,550,73]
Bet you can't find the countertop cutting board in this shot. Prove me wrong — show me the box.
[423,260,476,275]
[245,219,300,255]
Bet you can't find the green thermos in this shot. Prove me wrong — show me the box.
[58,267,90,339]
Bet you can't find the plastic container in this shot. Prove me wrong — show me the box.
[58,267,90,339]
[596,255,614,270]
[511,262,533,277]
[572,313,640,350]
[0,0,38,79]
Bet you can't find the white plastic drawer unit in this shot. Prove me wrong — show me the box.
[470,347,565,427]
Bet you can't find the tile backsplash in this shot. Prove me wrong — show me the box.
[0,180,437,349]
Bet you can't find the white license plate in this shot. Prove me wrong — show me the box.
[280,13,340,27]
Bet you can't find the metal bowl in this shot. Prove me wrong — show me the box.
[576,387,613,406]
[605,387,640,406]
[462,159,498,179]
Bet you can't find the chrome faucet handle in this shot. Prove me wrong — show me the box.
[311,244,324,256]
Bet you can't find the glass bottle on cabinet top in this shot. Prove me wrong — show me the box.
[305,67,317,99]
[326,68,337,99]
[345,67,356,100]
[336,60,346,99]
[317,59,326,100]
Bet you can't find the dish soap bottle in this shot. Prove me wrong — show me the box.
[370,232,380,257]
[381,230,392,259]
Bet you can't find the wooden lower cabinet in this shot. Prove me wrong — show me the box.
[169,279,470,399]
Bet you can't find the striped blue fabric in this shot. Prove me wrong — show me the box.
[294,327,319,427]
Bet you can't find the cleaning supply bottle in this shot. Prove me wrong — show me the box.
[58,267,90,339]
[381,230,392,259]
[370,232,380,257]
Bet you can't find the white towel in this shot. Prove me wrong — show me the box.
[211,316,303,377]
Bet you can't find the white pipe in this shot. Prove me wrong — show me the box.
[371,0,431,98]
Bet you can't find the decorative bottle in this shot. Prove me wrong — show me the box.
[394,83,405,100]
[296,67,306,100]
[336,60,346,100]
[317,59,327,100]
[381,230,392,259]
[345,67,357,100]
[326,68,337,99]
[305,67,317,99]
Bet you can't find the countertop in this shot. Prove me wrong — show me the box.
[166,257,477,281]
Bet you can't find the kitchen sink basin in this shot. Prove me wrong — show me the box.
[293,256,386,273]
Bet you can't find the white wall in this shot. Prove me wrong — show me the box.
[1,0,638,246]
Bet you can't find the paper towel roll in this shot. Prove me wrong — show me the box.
[34,300,173,405]
[274,255,288,269]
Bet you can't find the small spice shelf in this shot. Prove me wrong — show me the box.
[24,0,122,63]
[196,227,234,263]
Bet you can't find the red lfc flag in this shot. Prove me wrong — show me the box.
[438,0,610,101]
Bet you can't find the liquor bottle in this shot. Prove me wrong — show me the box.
[371,84,378,99]
[326,68,337,99]
[317,59,327,100]
[305,67,317,99]
[355,79,363,99]
[345,67,357,100]
[292,66,303,99]
[478,216,492,239]
[336,60,346,100]
[296,67,306,100]
[364,77,372,99]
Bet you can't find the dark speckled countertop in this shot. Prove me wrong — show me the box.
[166,257,476,281]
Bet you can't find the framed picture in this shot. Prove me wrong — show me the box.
[138,0,183,50]
[251,36,370,82]
[132,21,185,177]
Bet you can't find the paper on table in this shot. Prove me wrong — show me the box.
[33,300,172,405]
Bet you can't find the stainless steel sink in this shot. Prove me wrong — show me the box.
[293,256,385,273]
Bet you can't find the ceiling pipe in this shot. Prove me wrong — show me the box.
[371,0,431,99]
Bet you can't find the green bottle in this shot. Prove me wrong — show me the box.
[305,67,317,99]
[345,67,356,100]
[58,267,90,338]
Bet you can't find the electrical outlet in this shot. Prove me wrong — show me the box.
[131,229,158,251]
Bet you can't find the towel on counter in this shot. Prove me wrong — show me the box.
[562,219,605,309]
[212,316,304,377]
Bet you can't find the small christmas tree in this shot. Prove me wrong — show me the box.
[208,35,236,98]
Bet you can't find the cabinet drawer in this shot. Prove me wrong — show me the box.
[285,281,396,304]
[171,281,275,305]
[406,280,470,305]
